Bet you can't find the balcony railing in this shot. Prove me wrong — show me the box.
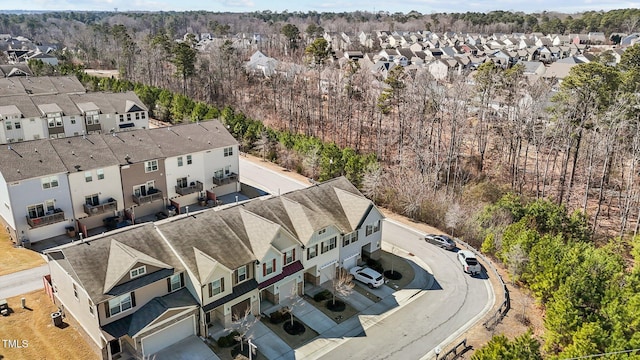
[212,173,238,187]
[26,211,65,228]
[132,190,163,205]
[175,180,203,196]
[83,199,118,216]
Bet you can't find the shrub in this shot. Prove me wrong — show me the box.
[366,258,384,273]
[217,331,239,348]
[313,289,332,302]
[269,309,288,324]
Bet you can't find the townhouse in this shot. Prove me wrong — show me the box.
[0,120,240,245]
[0,76,149,143]
[46,177,384,359]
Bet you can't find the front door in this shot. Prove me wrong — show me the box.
[109,339,121,356]
[231,298,251,319]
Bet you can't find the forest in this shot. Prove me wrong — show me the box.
[4,8,640,358]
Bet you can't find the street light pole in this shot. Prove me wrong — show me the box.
[435,346,441,360]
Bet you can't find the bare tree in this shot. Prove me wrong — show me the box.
[227,308,260,355]
[445,202,463,238]
[331,268,355,305]
[281,282,304,327]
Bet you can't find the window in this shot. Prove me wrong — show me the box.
[177,157,183,167]
[186,155,192,165]
[97,169,104,180]
[27,200,54,219]
[224,147,233,157]
[208,278,224,297]
[119,114,124,122]
[169,274,183,292]
[141,113,146,119]
[366,221,381,236]
[307,244,318,260]
[145,160,158,173]
[70,117,76,125]
[318,229,326,235]
[343,231,359,247]
[284,249,295,265]
[41,176,59,189]
[88,299,94,316]
[5,121,12,130]
[177,177,187,188]
[236,265,247,283]
[130,265,146,278]
[322,237,337,254]
[85,171,92,182]
[133,181,155,197]
[108,293,133,316]
[85,194,99,207]
[135,112,140,120]
[73,283,78,299]
[14,121,20,129]
[127,113,132,121]
[263,259,275,276]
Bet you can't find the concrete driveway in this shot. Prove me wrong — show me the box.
[153,336,220,360]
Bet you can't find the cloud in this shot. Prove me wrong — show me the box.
[221,0,255,8]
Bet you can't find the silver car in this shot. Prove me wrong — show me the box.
[424,234,456,251]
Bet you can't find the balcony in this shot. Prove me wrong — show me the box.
[212,173,238,187]
[132,189,163,205]
[83,199,118,216]
[26,210,65,228]
[175,180,203,196]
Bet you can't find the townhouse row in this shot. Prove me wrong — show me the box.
[0,120,240,245]
[0,76,149,144]
[46,177,384,359]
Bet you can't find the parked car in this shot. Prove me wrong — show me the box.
[424,234,456,251]
[457,250,482,275]
[349,266,384,288]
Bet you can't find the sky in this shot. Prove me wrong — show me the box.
[0,0,639,15]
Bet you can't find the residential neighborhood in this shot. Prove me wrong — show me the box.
[1,6,640,360]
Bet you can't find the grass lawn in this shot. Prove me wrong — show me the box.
[378,250,416,291]
[0,290,99,360]
[0,232,45,276]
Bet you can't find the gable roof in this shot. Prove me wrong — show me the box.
[0,139,67,182]
[103,239,172,293]
[48,224,184,303]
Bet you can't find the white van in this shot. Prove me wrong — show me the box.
[457,250,481,275]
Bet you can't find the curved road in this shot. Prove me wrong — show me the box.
[318,220,493,360]
[239,157,494,359]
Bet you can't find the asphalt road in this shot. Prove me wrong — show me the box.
[318,219,493,360]
[239,157,309,195]
[0,264,49,299]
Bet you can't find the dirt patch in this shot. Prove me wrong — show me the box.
[0,232,45,276]
[0,290,100,360]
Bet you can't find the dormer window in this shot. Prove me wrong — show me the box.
[318,229,326,235]
[130,265,146,278]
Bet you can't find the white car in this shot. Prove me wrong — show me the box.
[457,250,482,275]
[349,266,384,288]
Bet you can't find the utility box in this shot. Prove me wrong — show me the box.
[51,311,63,327]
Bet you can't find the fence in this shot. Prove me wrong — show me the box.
[438,338,471,360]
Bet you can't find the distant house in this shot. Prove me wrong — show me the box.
[245,51,278,77]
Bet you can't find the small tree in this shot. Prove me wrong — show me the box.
[281,282,304,327]
[445,202,463,238]
[227,308,260,354]
[331,268,355,305]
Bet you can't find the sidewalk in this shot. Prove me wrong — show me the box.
[246,247,434,360]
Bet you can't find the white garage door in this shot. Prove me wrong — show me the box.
[279,279,296,303]
[142,315,195,356]
[342,256,358,270]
